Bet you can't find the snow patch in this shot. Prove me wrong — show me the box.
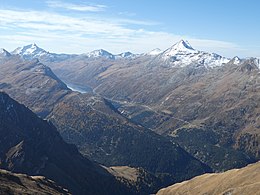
[254,58,260,69]
[84,49,114,59]
[233,56,241,65]
[148,48,162,55]
[115,52,139,59]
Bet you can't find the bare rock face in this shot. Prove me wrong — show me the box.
[0,169,70,195]
[156,161,260,195]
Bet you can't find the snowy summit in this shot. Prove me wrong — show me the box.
[0,48,11,57]
[12,43,48,59]
[84,49,115,59]
[148,48,162,55]
[158,40,230,68]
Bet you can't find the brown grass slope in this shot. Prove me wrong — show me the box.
[156,161,260,195]
[0,169,70,195]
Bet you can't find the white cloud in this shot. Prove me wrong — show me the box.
[118,11,136,17]
[46,0,106,12]
[0,8,250,57]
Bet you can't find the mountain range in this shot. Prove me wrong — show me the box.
[36,41,260,169]
[0,42,213,194]
[1,40,260,194]
[8,40,240,67]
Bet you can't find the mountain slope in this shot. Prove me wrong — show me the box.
[0,169,70,195]
[106,166,165,195]
[0,55,69,117]
[33,41,259,171]
[47,91,211,183]
[0,52,211,193]
[0,92,134,195]
[156,161,260,195]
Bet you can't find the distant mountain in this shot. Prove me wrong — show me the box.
[0,169,70,195]
[12,44,141,61]
[154,40,230,68]
[10,41,232,68]
[84,49,115,59]
[11,44,76,63]
[0,48,11,57]
[12,43,48,59]
[83,49,140,59]
[156,161,260,195]
[147,48,162,55]
[229,56,242,65]
[0,92,134,195]
[115,51,139,59]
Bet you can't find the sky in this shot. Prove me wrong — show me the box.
[0,0,260,57]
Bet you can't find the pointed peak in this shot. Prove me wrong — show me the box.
[227,56,241,65]
[0,48,8,53]
[30,43,39,48]
[171,40,194,51]
[20,43,40,50]
[232,56,241,65]
[0,48,11,57]
[162,40,197,58]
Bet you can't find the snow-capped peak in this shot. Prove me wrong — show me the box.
[162,40,197,58]
[0,48,11,57]
[115,51,138,59]
[171,40,194,51]
[85,49,115,59]
[148,48,162,55]
[12,43,47,59]
[230,56,241,65]
[118,52,133,58]
[157,40,230,68]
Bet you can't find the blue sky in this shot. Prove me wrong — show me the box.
[0,0,259,57]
